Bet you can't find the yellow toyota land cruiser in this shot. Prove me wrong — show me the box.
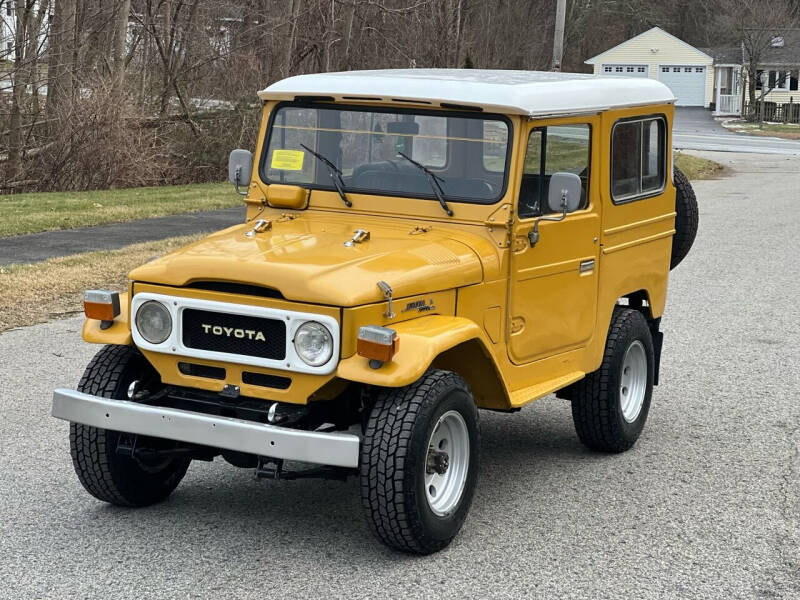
[52,70,698,554]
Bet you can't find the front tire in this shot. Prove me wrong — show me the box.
[571,307,654,453]
[69,345,190,507]
[360,370,480,554]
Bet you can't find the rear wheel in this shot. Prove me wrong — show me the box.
[571,308,654,453]
[360,370,480,554]
[69,345,190,507]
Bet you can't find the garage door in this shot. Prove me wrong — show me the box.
[658,66,706,106]
[602,64,649,78]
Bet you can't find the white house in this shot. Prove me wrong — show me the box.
[0,0,15,60]
[585,27,715,108]
[586,26,800,119]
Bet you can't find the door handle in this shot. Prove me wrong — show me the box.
[579,259,595,273]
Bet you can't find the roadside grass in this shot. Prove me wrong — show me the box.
[723,120,800,140]
[674,152,723,180]
[0,235,202,332]
[0,182,238,238]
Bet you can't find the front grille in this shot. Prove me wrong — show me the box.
[182,308,286,360]
[242,371,292,390]
[178,362,226,380]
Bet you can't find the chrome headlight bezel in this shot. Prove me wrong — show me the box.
[134,300,173,345]
[293,321,334,367]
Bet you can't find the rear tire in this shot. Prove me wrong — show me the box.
[69,345,190,507]
[671,166,699,270]
[571,308,654,453]
[360,370,480,554]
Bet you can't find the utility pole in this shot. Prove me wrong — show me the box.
[551,0,567,71]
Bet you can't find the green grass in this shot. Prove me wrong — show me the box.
[0,182,240,238]
[724,120,800,140]
[674,152,723,180]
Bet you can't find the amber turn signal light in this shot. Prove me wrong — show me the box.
[357,325,399,364]
[84,290,121,323]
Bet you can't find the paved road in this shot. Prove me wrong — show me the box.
[673,107,800,155]
[0,207,244,266]
[1,152,798,599]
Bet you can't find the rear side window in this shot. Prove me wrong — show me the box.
[611,117,666,203]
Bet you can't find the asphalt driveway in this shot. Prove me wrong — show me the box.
[673,107,800,155]
[0,207,244,267]
[0,151,798,599]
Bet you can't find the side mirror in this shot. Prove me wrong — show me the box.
[529,172,583,248]
[547,171,582,214]
[228,149,253,196]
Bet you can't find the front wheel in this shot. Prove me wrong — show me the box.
[360,370,480,554]
[69,345,191,507]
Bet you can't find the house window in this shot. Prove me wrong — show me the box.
[637,67,646,73]
[611,116,666,203]
[627,66,634,72]
[604,66,612,73]
[696,67,704,73]
[662,67,670,73]
[615,66,623,72]
[774,70,789,90]
[791,71,799,92]
[519,124,591,219]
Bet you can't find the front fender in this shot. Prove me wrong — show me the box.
[82,293,133,346]
[336,315,484,388]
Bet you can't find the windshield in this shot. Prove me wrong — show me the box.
[261,103,511,205]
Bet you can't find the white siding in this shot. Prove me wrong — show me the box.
[587,28,714,107]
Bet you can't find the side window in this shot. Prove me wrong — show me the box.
[518,124,590,219]
[611,117,666,202]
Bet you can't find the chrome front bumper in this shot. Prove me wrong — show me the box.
[51,388,360,468]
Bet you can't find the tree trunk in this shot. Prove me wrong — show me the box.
[112,0,132,84]
[47,0,77,121]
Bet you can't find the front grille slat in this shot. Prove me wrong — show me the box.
[182,308,286,360]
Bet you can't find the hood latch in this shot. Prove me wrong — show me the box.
[344,229,370,247]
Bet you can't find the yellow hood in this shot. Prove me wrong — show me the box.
[128,215,484,306]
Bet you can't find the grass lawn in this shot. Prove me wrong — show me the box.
[723,120,800,140]
[0,182,239,238]
[674,152,723,180]
[0,235,202,332]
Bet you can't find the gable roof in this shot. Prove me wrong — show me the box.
[585,26,713,65]
[258,69,676,117]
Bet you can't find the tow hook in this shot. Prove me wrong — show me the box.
[426,448,449,475]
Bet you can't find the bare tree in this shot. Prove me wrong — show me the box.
[719,0,798,118]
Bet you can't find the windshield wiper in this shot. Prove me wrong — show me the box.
[397,152,453,216]
[300,144,351,207]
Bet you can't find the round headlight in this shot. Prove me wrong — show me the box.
[135,300,172,344]
[294,321,333,367]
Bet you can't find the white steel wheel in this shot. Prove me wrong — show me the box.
[425,410,470,517]
[620,340,647,423]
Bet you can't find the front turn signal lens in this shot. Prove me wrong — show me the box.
[83,290,121,322]
[357,325,399,364]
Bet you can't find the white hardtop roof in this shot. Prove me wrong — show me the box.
[258,69,675,117]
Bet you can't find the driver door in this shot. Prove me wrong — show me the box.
[508,120,600,365]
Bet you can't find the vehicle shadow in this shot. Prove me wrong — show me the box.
[91,401,609,563]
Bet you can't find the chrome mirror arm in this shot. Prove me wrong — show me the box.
[528,195,568,247]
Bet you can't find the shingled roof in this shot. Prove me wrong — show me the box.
[702,30,800,66]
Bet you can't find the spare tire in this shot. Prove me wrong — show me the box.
[671,166,699,270]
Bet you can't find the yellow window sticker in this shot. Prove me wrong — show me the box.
[271,149,305,171]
